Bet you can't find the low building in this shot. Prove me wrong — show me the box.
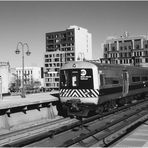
[101,32,148,67]
[13,67,44,89]
[0,62,11,95]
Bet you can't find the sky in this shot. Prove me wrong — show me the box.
[1,1,148,67]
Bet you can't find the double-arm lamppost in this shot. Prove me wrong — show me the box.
[15,42,31,98]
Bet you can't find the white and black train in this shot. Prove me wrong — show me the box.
[58,60,148,117]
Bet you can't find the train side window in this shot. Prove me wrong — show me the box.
[132,76,140,82]
[142,76,148,81]
[104,77,119,85]
[100,74,105,86]
[112,80,119,84]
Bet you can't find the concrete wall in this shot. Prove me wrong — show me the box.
[0,105,58,130]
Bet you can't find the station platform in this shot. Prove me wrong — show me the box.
[115,120,148,147]
[0,91,60,131]
[0,91,58,109]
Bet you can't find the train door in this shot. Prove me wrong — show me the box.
[122,70,129,97]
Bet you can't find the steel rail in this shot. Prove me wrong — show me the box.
[0,117,75,146]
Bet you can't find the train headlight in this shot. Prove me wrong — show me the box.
[73,64,76,68]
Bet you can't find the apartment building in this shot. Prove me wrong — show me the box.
[44,25,92,90]
[101,32,148,67]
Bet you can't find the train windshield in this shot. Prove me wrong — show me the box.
[60,69,93,89]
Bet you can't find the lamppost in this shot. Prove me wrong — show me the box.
[15,42,31,98]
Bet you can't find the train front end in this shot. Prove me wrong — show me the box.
[59,61,100,117]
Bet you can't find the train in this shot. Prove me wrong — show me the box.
[57,60,148,117]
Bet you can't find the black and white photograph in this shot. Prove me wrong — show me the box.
[0,1,148,147]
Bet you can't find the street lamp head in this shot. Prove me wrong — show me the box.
[15,48,20,54]
[26,50,31,56]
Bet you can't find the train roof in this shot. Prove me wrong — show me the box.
[61,60,148,71]
[89,60,148,70]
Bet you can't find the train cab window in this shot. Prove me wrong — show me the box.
[60,69,93,89]
[60,70,69,87]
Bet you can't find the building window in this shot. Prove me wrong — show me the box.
[104,54,107,58]
[48,78,52,82]
[136,45,140,49]
[145,58,148,63]
[128,52,131,57]
[104,47,108,52]
[55,58,59,62]
[124,46,127,50]
[120,46,123,50]
[145,51,148,56]
[135,58,142,63]
[55,68,59,72]
[129,59,132,63]
[55,78,59,82]
[112,47,116,51]
[128,46,132,50]
[124,59,126,64]
[145,44,148,48]
[45,59,49,62]
[119,53,123,58]
[45,64,48,67]
[45,55,48,58]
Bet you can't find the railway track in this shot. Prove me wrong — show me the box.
[26,99,148,147]
[71,106,148,147]
[0,117,76,147]
[2,99,148,147]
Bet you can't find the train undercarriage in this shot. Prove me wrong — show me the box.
[57,92,148,118]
